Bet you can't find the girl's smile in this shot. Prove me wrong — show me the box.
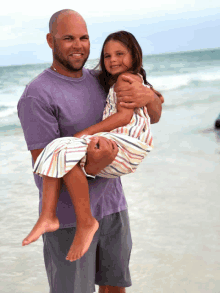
[104,40,133,75]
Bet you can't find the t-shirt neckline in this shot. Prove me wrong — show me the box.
[46,67,86,82]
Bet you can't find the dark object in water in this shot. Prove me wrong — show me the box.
[215,114,220,128]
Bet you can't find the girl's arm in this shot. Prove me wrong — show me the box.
[74,75,137,138]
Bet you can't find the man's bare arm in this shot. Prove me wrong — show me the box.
[31,149,44,163]
[146,92,163,124]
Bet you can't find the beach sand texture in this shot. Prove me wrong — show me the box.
[1,48,220,292]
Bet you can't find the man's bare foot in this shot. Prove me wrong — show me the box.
[22,215,59,246]
[66,218,99,262]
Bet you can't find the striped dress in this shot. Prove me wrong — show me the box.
[33,84,153,179]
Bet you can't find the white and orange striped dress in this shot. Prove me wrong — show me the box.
[33,84,153,179]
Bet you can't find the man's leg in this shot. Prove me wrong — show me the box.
[95,210,132,291]
[42,210,132,293]
[99,285,126,293]
[43,226,100,293]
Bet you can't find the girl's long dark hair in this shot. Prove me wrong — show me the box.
[97,30,162,99]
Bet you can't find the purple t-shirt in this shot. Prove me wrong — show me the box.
[17,67,127,228]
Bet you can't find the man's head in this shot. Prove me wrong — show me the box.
[47,9,90,77]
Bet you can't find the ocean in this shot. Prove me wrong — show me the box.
[1,48,220,292]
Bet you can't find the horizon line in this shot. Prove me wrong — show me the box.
[0,47,219,68]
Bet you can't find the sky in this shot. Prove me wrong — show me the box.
[1,0,220,66]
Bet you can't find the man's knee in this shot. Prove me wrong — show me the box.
[99,285,126,293]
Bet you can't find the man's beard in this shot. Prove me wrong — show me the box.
[53,41,89,72]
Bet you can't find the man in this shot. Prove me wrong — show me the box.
[18,9,163,293]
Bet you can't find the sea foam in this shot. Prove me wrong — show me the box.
[148,68,220,91]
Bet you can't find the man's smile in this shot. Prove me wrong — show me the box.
[69,53,84,59]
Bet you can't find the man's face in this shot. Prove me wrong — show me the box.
[52,15,90,73]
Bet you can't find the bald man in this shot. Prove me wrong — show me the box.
[18,9,163,293]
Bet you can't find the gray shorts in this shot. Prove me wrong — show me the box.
[42,209,132,293]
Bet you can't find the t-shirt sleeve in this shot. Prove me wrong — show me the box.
[17,95,60,151]
[89,69,100,78]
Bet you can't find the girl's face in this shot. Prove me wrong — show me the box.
[103,40,133,75]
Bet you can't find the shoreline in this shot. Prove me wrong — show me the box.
[1,47,220,68]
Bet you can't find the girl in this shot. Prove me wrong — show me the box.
[22,31,162,262]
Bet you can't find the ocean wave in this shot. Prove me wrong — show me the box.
[0,101,18,107]
[197,72,220,82]
[0,123,21,133]
[0,106,17,118]
[148,69,220,91]
[0,100,18,119]
[0,88,24,119]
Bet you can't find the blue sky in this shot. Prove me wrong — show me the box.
[1,0,220,66]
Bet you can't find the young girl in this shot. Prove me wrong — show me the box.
[22,31,162,262]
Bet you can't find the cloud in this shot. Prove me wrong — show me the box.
[0,1,220,65]
[1,0,220,19]
[0,18,48,48]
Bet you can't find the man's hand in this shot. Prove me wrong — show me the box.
[84,136,118,176]
[114,74,155,108]
[114,74,164,123]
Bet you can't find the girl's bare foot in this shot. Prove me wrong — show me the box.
[22,215,60,246]
[66,218,99,262]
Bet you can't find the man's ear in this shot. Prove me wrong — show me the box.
[46,33,53,49]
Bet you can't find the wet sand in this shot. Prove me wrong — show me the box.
[125,107,220,292]
[1,104,220,292]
